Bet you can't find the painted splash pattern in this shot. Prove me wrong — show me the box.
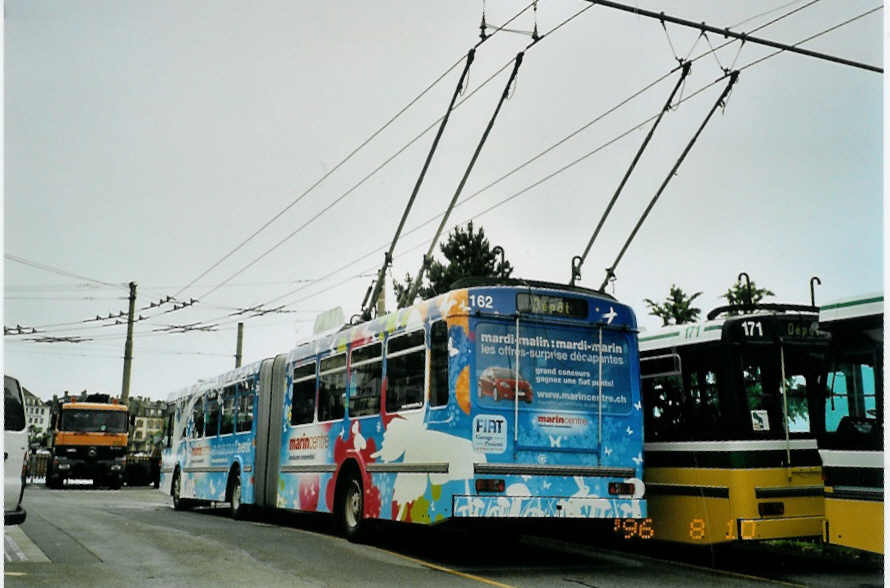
[165,286,646,523]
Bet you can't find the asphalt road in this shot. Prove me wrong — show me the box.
[4,486,883,587]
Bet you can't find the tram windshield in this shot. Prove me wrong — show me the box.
[739,344,824,438]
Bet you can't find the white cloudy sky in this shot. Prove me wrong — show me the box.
[4,1,883,401]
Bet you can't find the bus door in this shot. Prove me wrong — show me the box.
[473,315,634,464]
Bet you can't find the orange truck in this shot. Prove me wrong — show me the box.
[46,395,129,489]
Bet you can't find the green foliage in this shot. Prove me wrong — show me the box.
[644,284,702,326]
[723,277,774,312]
[394,222,513,307]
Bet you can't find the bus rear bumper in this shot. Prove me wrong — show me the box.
[452,495,645,519]
[738,515,824,540]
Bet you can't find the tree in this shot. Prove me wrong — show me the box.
[723,277,774,311]
[644,284,703,326]
[394,222,514,307]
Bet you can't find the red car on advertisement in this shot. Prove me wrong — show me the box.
[478,367,533,403]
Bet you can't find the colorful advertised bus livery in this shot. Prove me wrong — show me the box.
[160,282,646,539]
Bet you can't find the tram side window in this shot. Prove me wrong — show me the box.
[318,354,346,421]
[220,385,235,435]
[291,362,317,425]
[826,357,877,429]
[825,352,879,448]
[192,397,205,438]
[642,374,685,441]
[350,343,382,417]
[237,382,255,433]
[205,391,220,437]
[685,366,721,436]
[429,321,449,407]
[386,330,425,412]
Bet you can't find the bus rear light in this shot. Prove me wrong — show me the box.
[475,479,505,493]
[758,502,784,517]
[609,482,635,496]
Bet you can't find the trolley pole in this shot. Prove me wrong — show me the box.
[120,281,137,404]
[235,322,244,368]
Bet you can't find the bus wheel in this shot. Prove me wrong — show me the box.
[229,474,245,520]
[339,475,365,542]
[172,471,188,511]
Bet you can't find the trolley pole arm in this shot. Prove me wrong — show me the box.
[570,61,691,286]
[363,49,476,319]
[583,0,882,74]
[402,52,525,307]
[599,71,739,292]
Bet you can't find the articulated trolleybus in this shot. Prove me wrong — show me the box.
[817,295,883,554]
[639,303,828,545]
[160,281,647,539]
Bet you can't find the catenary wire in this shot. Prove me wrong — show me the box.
[8,4,871,343]
[174,2,539,301]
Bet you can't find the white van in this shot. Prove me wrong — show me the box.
[5,375,28,525]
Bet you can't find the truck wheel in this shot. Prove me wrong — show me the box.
[337,474,365,542]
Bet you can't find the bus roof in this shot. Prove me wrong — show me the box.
[819,293,883,324]
[638,305,822,352]
[167,283,632,403]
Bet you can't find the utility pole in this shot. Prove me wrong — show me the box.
[235,322,244,368]
[120,281,137,404]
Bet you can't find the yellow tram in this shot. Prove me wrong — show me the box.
[639,304,827,544]
[817,295,883,554]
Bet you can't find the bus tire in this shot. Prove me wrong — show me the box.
[172,470,189,511]
[228,473,245,520]
[338,474,365,542]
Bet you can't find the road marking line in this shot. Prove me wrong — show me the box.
[5,534,26,562]
[4,524,51,563]
[380,549,516,588]
[4,572,28,576]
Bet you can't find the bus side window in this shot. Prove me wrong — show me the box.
[318,354,346,422]
[429,321,449,407]
[237,382,255,433]
[291,362,317,425]
[192,397,205,438]
[350,343,382,417]
[220,385,235,435]
[206,391,220,437]
[386,330,425,412]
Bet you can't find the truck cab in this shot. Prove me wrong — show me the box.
[47,397,129,489]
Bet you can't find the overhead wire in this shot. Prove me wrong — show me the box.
[5,254,125,288]
[9,3,873,344]
[126,0,852,323]
[269,4,876,311]
[175,1,540,302]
